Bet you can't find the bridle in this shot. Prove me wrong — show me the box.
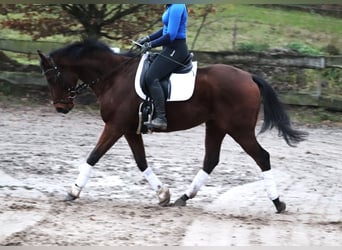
[41,50,140,105]
[41,56,99,105]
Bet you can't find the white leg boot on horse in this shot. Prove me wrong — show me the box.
[143,167,170,206]
[262,169,286,213]
[64,162,92,201]
[174,169,210,206]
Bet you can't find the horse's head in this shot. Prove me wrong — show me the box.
[38,50,78,114]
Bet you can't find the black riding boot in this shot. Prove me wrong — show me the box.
[146,80,167,130]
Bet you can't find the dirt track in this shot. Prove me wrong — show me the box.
[0,103,341,246]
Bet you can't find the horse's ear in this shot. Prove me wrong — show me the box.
[37,50,46,60]
[37,50,51,70]
[37,50,50,65]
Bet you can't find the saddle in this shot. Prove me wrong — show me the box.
[139,52,194,100]
[136,52,194,134]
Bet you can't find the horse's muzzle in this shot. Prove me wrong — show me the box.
[54,103,74,114]
[56,107,71,114]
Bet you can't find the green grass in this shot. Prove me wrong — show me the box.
[2,51,35,65]
[228,5,340,34]
[187,5,341,51]
[288,106,342,126]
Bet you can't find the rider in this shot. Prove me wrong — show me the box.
[138,4,189,130]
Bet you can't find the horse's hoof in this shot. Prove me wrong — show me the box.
[173,194,189,207]
[276,201,286,213]
[64,193,78,202]
[273,198,286,213]
[157,185,170,207]
[173,198,187,207]
[63,184,81,202]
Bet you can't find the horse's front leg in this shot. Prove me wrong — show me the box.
[65,124,122,201]
[125,133,170,206]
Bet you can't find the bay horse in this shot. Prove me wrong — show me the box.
[38,39,307,213]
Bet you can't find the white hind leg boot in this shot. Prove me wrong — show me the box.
[261,169,279,200]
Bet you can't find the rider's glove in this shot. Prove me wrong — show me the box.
[141,42,152,54]
[137,36,150,45]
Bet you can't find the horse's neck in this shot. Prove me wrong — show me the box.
[79,54,136,97]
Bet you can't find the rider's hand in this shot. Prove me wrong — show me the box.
[141,42,152,54]
[137,36,150,45]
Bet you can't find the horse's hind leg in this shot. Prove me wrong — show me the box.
[174,121,225,206]
[231,130,286,213]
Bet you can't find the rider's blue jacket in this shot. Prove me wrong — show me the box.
[149,4,187,48]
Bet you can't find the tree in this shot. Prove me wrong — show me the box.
[189,4,217,50]
[0,4,164,44]
[0,4,219,48]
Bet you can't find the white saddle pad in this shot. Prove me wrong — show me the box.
[134,53,197,101]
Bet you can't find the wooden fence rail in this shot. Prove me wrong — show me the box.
[193,51,342,69]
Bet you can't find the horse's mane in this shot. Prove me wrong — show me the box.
[49,39,115,59]
[49,39,138,59]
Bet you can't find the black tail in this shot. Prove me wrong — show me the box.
[252,75,308,147]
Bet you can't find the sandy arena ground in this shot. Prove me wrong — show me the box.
[0,103,341,246]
